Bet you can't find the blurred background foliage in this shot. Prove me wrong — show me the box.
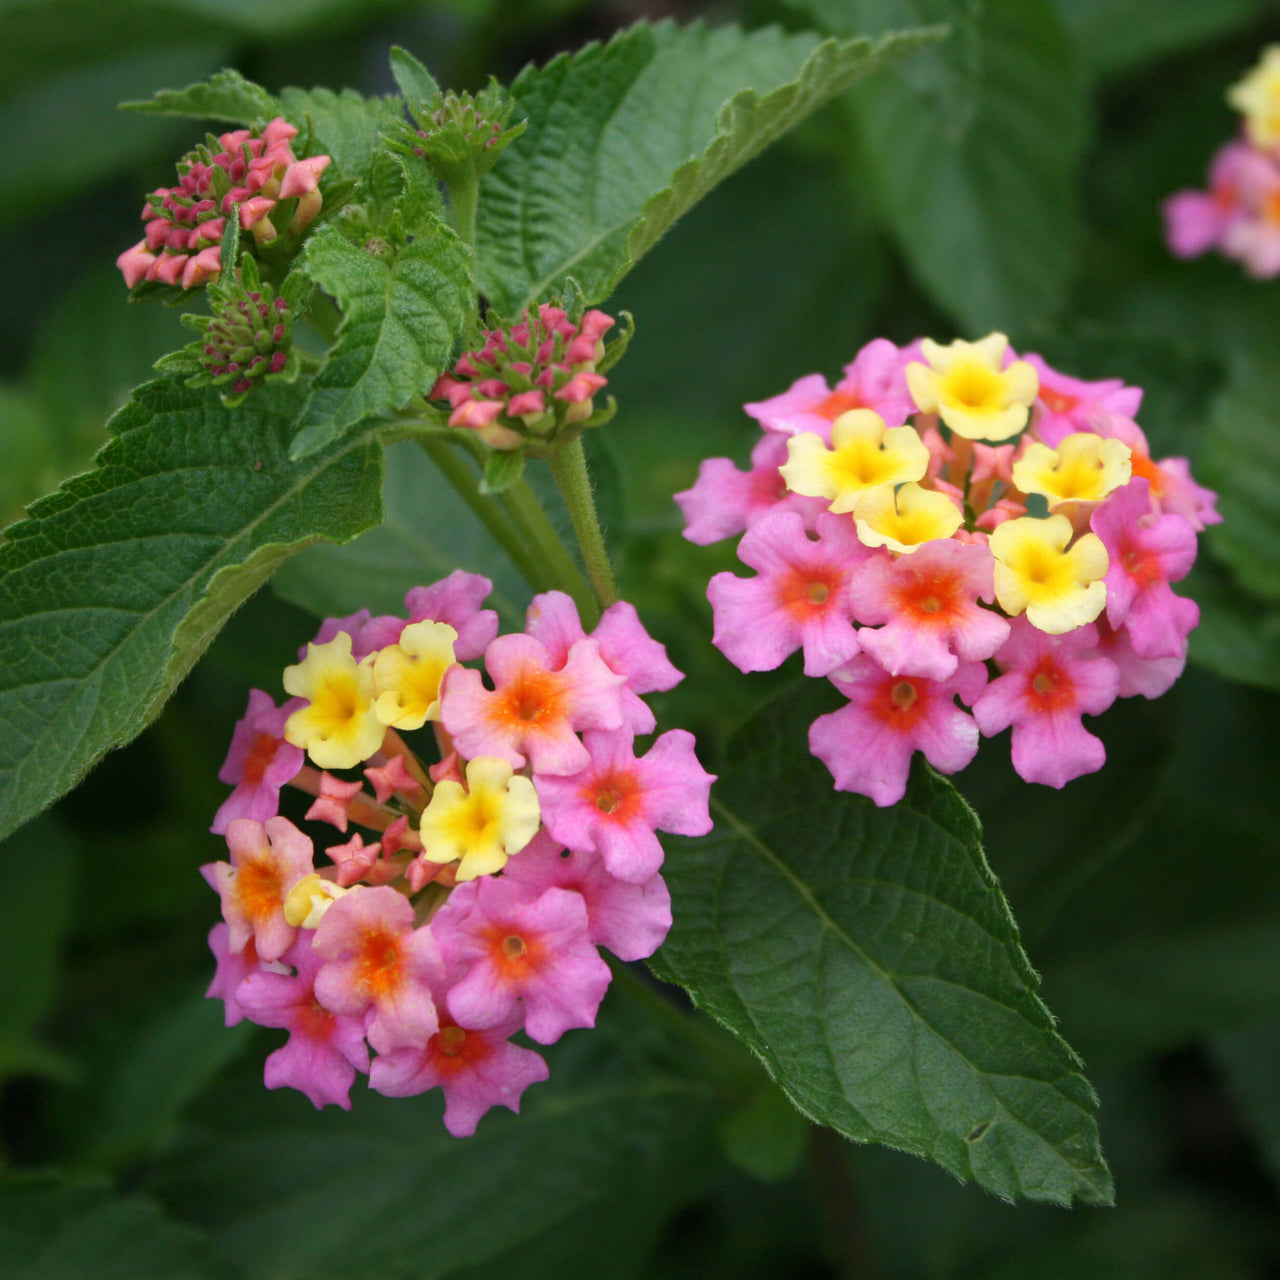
[2,0,1280,1275]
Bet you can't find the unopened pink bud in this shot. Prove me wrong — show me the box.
[554,371,607,404]
[144,219,171,251]
[117,241,156,288]
[507,390,545,417]
[182,246,222,288]
[287,188,323,235]
[261,117,300,149]
[239,196,277,229]
[154,253,189,285]
[280,155,331,198]
[450,398,505,430]
[579,309,615,341]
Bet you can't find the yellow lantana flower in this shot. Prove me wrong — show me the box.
[989,514,1109,634]
[419,756,540,882]
[854,482,963,554]
[1229,46,1280,149]
[906,333,1038,441]
[779,408,929,514]
[372,620,458,731]
[283,632,384,770]
[1012,433,1132,509]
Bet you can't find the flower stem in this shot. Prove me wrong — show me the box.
[415,437,550,594]
[547,436,618,614]
[450,178,479,267]
[498,474,599,625]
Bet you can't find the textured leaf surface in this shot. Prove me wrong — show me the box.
[846,0,1086,332]
[0,379,383,841]
[652,683,1112,1205]
[1199,363,1280,602]
[477,18,939,314]
[292,219,472,456]
[122,67,280,123]
[278,85,407,181]
[156,1027,719,1280]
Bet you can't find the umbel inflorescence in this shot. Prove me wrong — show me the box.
[677,333,1219,805]
[1165,45,1280,277]
[202,573,714,1132]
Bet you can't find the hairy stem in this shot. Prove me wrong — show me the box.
[547,436,618,614]
[415,437,551,593]
[498,474,598,624]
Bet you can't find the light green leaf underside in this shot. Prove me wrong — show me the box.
[121,67,281,123]
[292,218,472,456]
[0,379,384,842]
[477,18,942,315]
[846,0,1087,332]
[652,684,1112,1206]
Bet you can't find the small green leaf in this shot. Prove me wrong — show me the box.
[652,682,1113,1206]
[291,218,472,458]
[481,448,525,494]
[122,67,280,124]
[0,379,384,842]
[389,44,440,106]
[717,1082,810,1183]
[477,18,941,314]
[845,0,1087,332]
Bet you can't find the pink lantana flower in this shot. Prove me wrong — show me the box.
[849,538,1010,681]
[707,510,869,678]
[312,885,445,1054]
[360,571,499,660]
[440,634,625,775]
[534,727,714,885]
[524,592,683,734]
[206,925,280,1027]
[972,619,1121,788]
[433,879,611,1044]
[809,657,987,807]
[1091,479,1201,660]
[743,339,914,440]
[1164,141,1254,261]
[201,816,314,962]
[675,434,826,545]
[305,609,374,660]
[1094,618,1186,700]
[502,832,672,962]
[369,1010,549,1136]
[1096,415,1221,531]
[236,936,371,1110]
[211,689,304,835]
[1022,354,1144,449]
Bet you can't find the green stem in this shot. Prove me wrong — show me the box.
[415,438,549,593]
[547,436,618,614]
[498,475,598,624]
[450,178,478,261]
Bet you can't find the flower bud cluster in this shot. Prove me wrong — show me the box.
[430,304,630,453]
[202,571,714,1132]
[677,334,1219,804]
[1165,46,1280,277]
[117,117,331,291]
[403,80,527,189]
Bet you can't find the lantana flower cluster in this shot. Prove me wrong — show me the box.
[677,333,1219,805]
[1165,46,1280,277]
[430,304,631,453]
[116,117,330,291]
[202,571,714,1133]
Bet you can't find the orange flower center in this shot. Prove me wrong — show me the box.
[355,925,404,1001]
[1027,657,1075,713]
[242,731,280,786]
[234,854,282,924]
[815,388,866,420]
[429,1021,493,1075]
[777,565,841,621]
[1038,387,1079,416]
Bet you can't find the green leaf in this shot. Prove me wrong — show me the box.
[651,682,1112,1206]
[716,1081,810,1183]
[0,378,384,842]
[481,447,525,494]
[1212,1022,1280,1183]
[0,1178,216,1280]
[278,85,407,182]
[476,18,941,314]
[389,44,440,106]
[1054,0,1270,79]
[121,67,280,124]
[846,0,1087,333]
[291,217,472,457]
[1186,557,1280,692]
[1199,361,1280,603]
[155,1034,720,1279]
